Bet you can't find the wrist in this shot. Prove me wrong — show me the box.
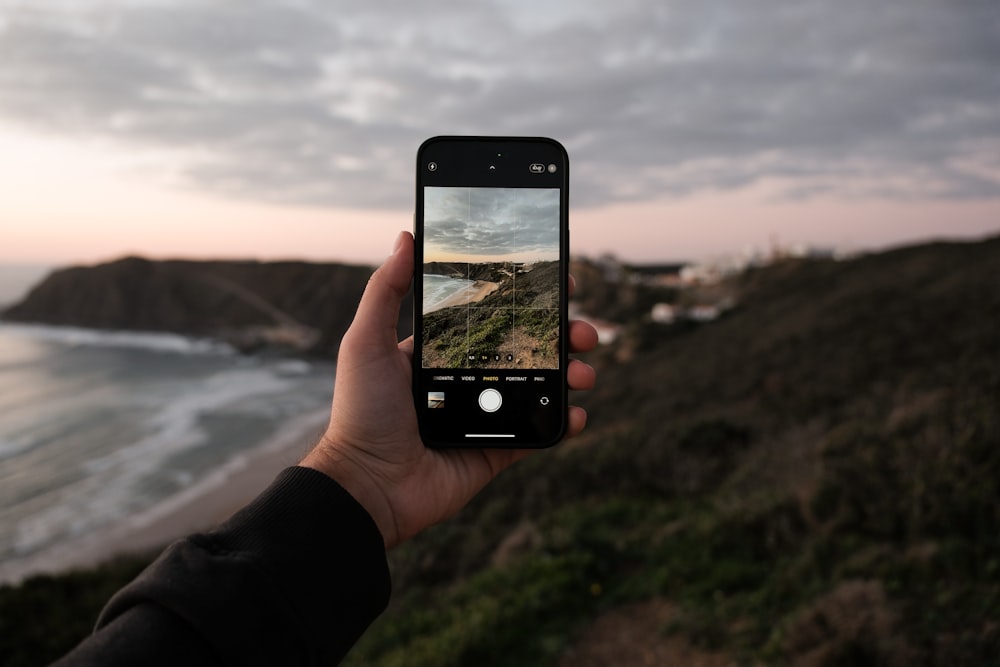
[299,439,398,548]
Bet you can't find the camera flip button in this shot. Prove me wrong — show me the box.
[478,389,502,413]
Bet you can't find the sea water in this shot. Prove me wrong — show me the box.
[423,274,476,314]
[0,323,335,581]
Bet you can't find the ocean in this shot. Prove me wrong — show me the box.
[0,263,52,310]
[423,274,477,314]
[0,322,335,582]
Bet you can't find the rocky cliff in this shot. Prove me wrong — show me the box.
[423,261,510,282]
[1,256,414,355]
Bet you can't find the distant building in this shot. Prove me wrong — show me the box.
[651,303,677,324]
[689,305,721,322]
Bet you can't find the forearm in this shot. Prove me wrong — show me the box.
[56,467,391,667]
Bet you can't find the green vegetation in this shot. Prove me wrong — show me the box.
[356,237,1000,665]
[423,262,561,369]
[0,554,153,666]
[516,307,559,340]
[4,237,999,665]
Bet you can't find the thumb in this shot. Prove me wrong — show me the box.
[342,231,414,353]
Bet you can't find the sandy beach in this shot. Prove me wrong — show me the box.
[0,410,329,584]
[428,280,499,313]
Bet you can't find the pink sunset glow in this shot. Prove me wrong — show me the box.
[3,126,997,268]
[1,2,998,268]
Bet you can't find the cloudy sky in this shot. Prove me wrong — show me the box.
[424,187,560,262]
[1,0,998,266]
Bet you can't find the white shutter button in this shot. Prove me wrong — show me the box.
[478,389,502,413]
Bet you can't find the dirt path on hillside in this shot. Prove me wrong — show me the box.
[554,599,736,667]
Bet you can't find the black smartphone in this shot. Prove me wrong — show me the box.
[413,136,570,448]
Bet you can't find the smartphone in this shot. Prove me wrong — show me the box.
[413,136,569,448]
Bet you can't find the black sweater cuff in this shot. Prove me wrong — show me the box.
[94,466,390,666]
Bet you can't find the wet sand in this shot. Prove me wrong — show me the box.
[428,280,499,313]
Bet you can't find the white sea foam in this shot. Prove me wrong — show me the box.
[0,435,33,460]
[83,368,293,473]
[271,359,314,376]
[6,364,315,556]
[115,405,330,534]
[0,406,330,583]
[0,328,335,580]
[0,323,235,356]
[423,274,476,314]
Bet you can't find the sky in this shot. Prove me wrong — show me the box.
[1,0,999,269]
[424,187,560,263]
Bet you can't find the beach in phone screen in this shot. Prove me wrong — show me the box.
[421,186,560,370]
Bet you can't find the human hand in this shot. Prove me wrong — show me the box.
[300,231,597,548]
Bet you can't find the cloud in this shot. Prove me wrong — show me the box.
[424,187,560,258]
[0,0,998,209]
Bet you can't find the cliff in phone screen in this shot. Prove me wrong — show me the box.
[422,260,560,369]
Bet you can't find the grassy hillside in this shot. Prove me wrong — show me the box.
[0,554,153,666]
[2,236,998,665]
[349,236,1000,665]
[422,261,560,369]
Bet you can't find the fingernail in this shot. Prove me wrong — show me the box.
[392,231,405,255]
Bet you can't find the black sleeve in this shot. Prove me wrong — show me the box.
[54,466,391,667]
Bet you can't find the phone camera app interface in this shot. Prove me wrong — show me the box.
[421,186,561,371]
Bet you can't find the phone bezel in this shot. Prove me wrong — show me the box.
[412,136,570,448]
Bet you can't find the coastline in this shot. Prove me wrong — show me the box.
[0,409,330,584]
[427,279,499,313]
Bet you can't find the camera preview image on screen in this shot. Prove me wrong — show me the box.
[421,186,561,371]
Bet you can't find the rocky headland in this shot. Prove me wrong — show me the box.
[423,261,511,283]
[1,256,413,355]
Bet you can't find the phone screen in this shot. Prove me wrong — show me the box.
[413,137,569,447]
